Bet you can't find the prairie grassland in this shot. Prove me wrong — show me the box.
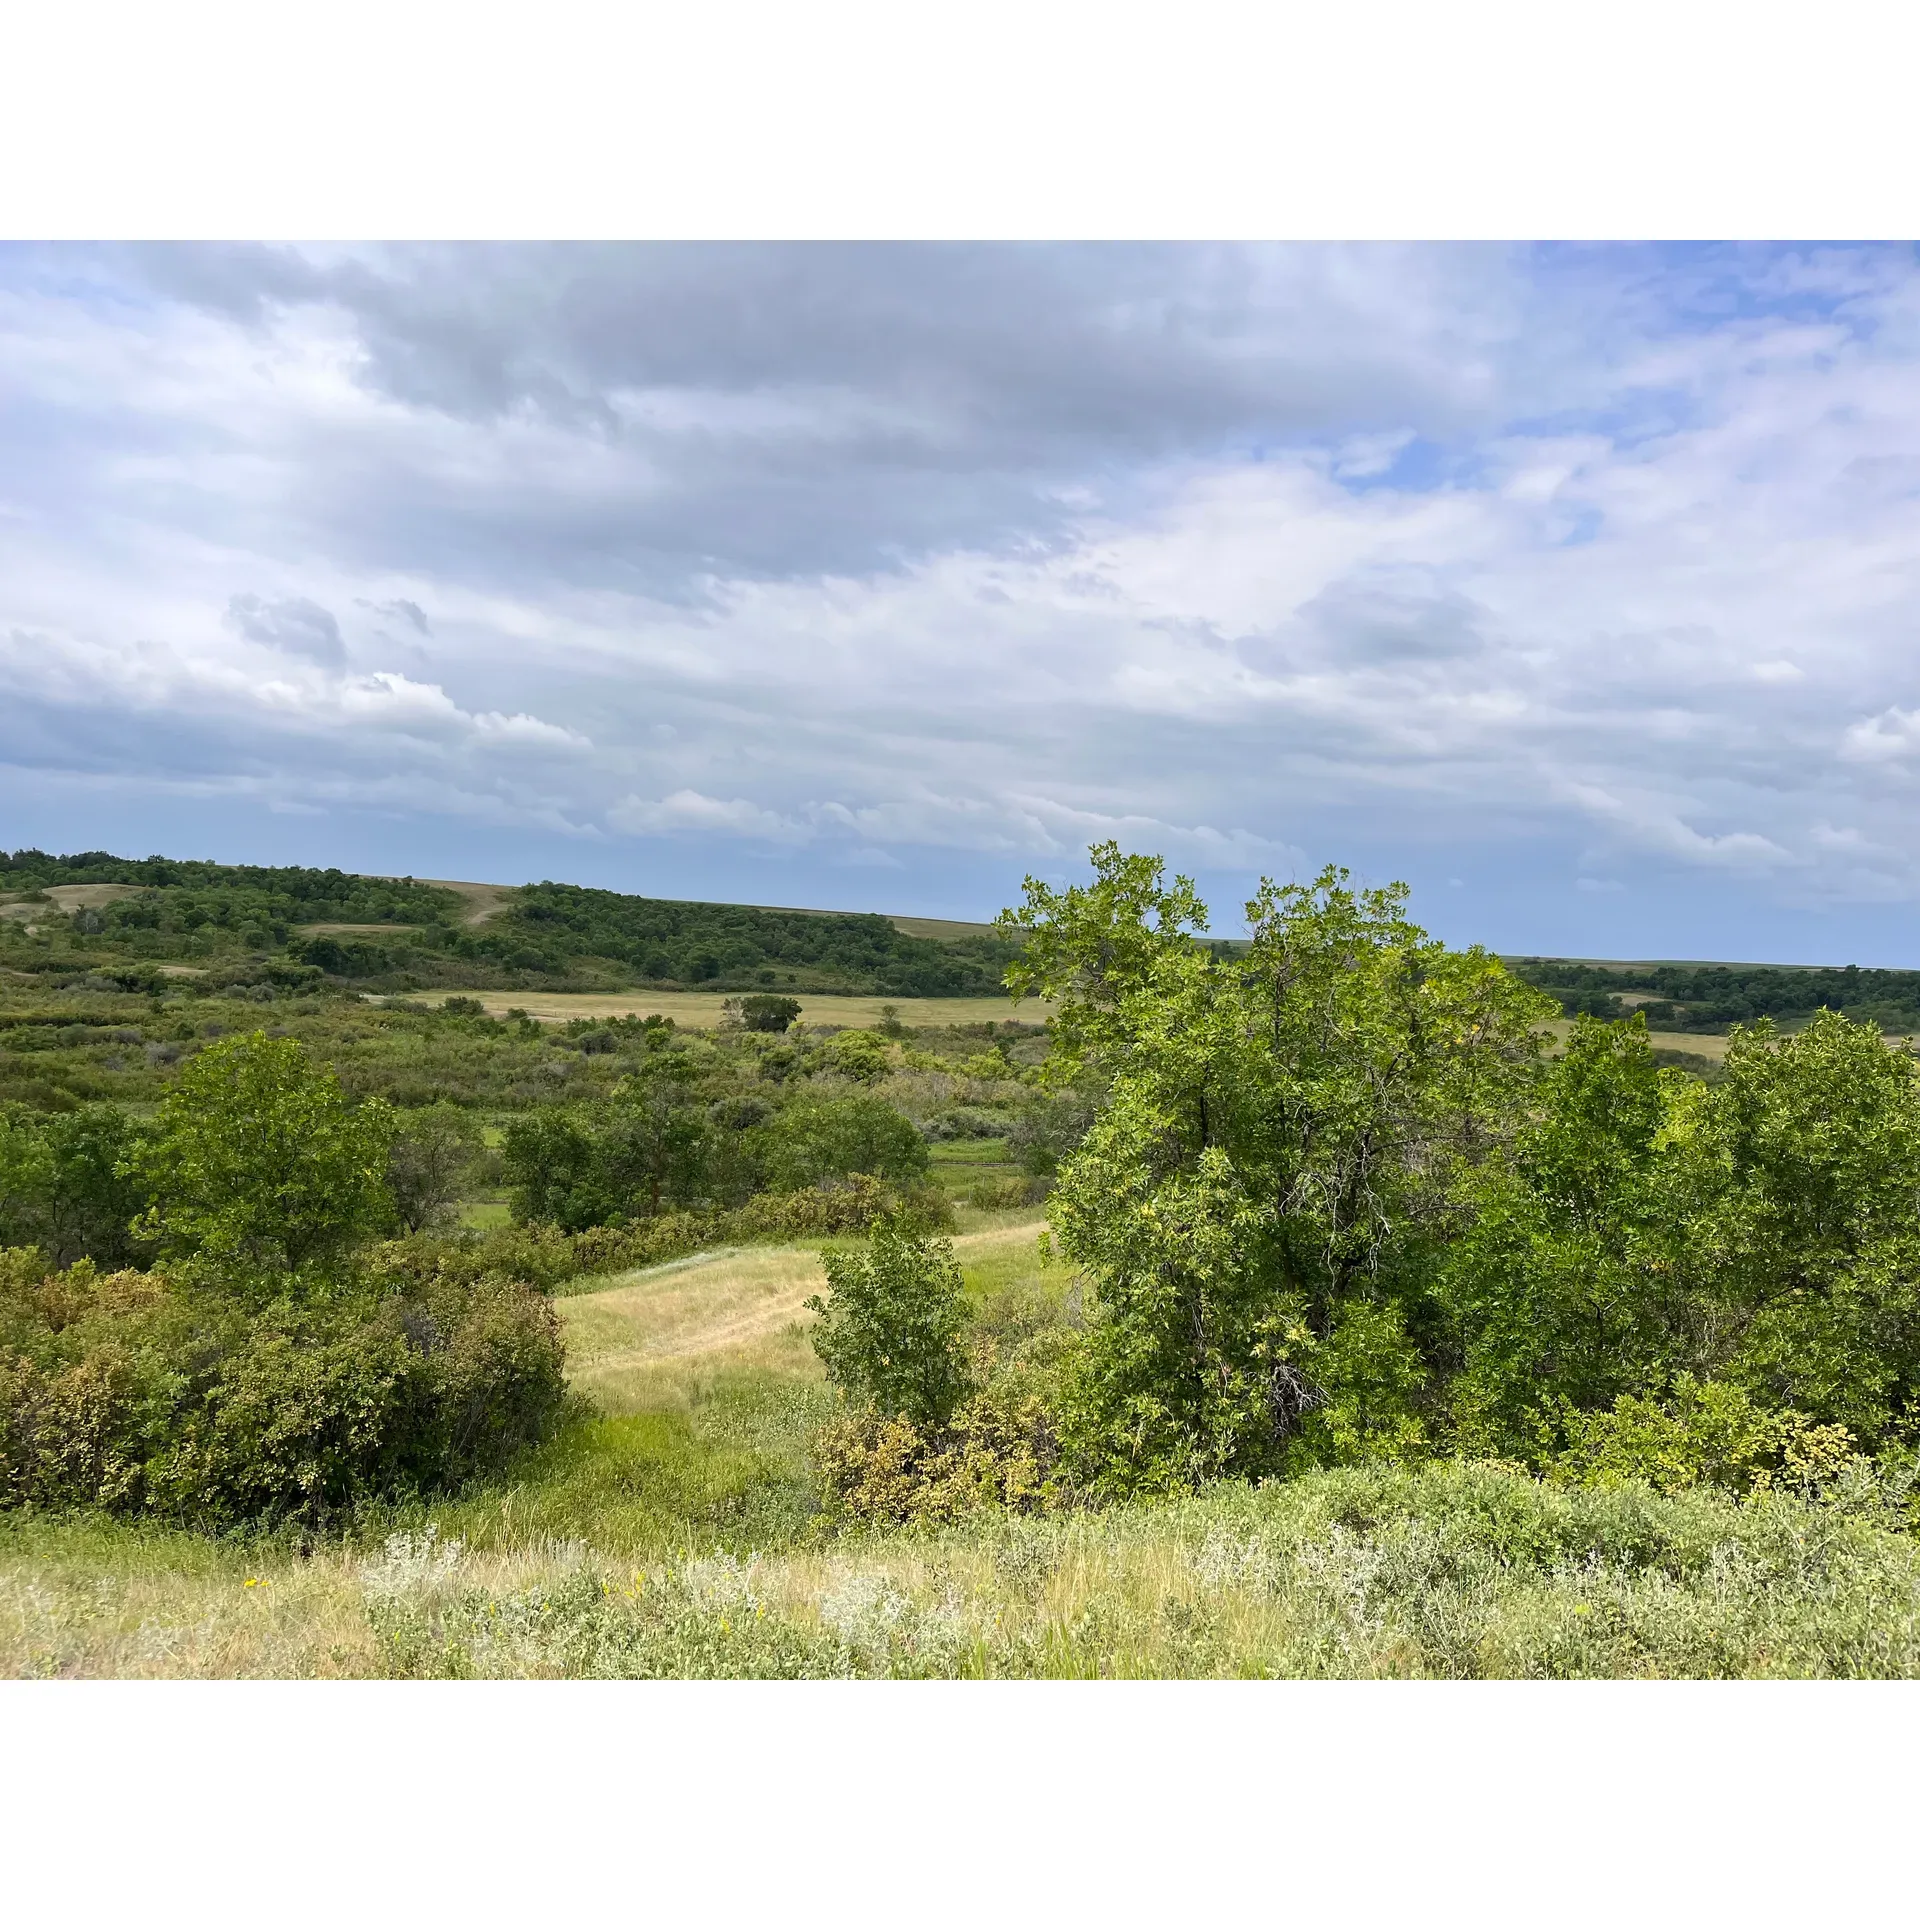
[1541,1017,1729,1061]
[11,1459,1920,1679]
[13,1213,1920,1679]
[453,989,1051,1028]
[557,1219,1055,1407]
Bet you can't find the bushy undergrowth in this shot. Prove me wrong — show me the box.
[16,1460,1920,1678]
[0,1244,568,1527]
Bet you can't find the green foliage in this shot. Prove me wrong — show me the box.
[0,1103,150,1268]
[1516,956,1920,1036]
[487,880,1007,995]
[503,1054,745,1229]
[1553,1376,1862,1498]
[563,1174,934,1287]
[819,1028,893,1083]
[1011,843,1549,1492]
[809,1221,973,1428]
[387,1101,487,1233]
[128,1033,395,1290]
[1006,1093,1093,1176]
[0,1245,568,1525]
[1443,1010,1920,1465]
[752,1093,928,1192]
[732,994,802,1032]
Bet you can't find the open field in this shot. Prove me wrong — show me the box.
[440,989,1052,1028]
[297,922,424,937]
[556,1219,1052,1412]
[9,1209,1920,1676]
[1541,1017,1730,1062]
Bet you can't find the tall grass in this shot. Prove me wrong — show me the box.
[9,1461,1920,1678]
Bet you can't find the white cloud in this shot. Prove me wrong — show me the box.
[12,244,1920,942]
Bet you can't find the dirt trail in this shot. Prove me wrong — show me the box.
[418,879,519,926]
[558,1220,1049,1389]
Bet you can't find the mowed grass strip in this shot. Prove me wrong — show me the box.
[560,1247,831,1404]
[558,1220,1055,1408]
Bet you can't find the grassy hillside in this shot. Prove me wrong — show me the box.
[0,849,1012,998]
[9,1215,1920,1678]
[1511,955,1920,1036]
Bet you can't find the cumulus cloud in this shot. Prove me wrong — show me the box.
[9,243,1920,950]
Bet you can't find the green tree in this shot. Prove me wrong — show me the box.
[0,1103,151,1267]
[753,1093,929,1192]
[807,1219,972,1426]
[1441,1015,1686,1457]
[1443,1008,1920,1461]
[387,1101,487,1233]
[822,1029,892,1083]
[1004,843,1551,1491]
[503,1055,746,1228]
[736,993,802,1032]
[128,1032,395,1290]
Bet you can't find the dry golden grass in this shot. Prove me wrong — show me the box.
[561,1247,830,1410]
[458,989,1051,1028]
[1540,1017,1729,1061]
[559,1219,1053,1413]
[296,922,421,936]
[42,884,146,911]
[417,878,519,925]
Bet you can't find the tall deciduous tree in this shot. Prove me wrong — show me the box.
[1002,843,1551,1490]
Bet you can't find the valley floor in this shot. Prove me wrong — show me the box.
[8,1216,1920,1679]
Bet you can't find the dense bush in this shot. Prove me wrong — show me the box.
[1006,845,1546,1494]
[129,1032,396,1290]
[386,1101,489,1233]
[808,1222,972,1428]
[564,1174,941,1280]
[0,1103,150,1268]
[0,1244,567,1525]
[752,1094,928,1192]
[980,842,1920,1507]
[503,1054,754,1229]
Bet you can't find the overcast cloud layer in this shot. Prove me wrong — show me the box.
[7,241,1920,960]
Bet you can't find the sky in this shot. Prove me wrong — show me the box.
[7,240,1920,962]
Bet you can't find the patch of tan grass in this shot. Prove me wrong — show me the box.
[559,1246,830,1407]
[456,989,1051,1029]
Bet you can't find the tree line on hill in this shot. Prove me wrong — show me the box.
[1,850,1007,996]
[1515,957,1920,1035]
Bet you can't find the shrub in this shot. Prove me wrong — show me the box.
[821,1030,892,1084]
[387,1101,487,1233]
[1007,1094,1095,1176]
[1554,1375,1863,1499]
[753,1094,928,1192]
[734,994,802,1033]
[816,1341,1074,1525]
[564,1175,943,1279]
[963,1175,1050,1211]
[808,1221,972,1428]
[0,1102,150,1268]
[0,1243,568,1525]
[127,1031,395,1289]
[363,1222,578,1296]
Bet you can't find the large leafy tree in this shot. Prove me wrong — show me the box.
[128,1032,395,1291]
[1444,1008,1920,1459]
[1002,843,1551,1490]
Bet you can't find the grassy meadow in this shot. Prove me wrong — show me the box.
[12,1206,1920,1680]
